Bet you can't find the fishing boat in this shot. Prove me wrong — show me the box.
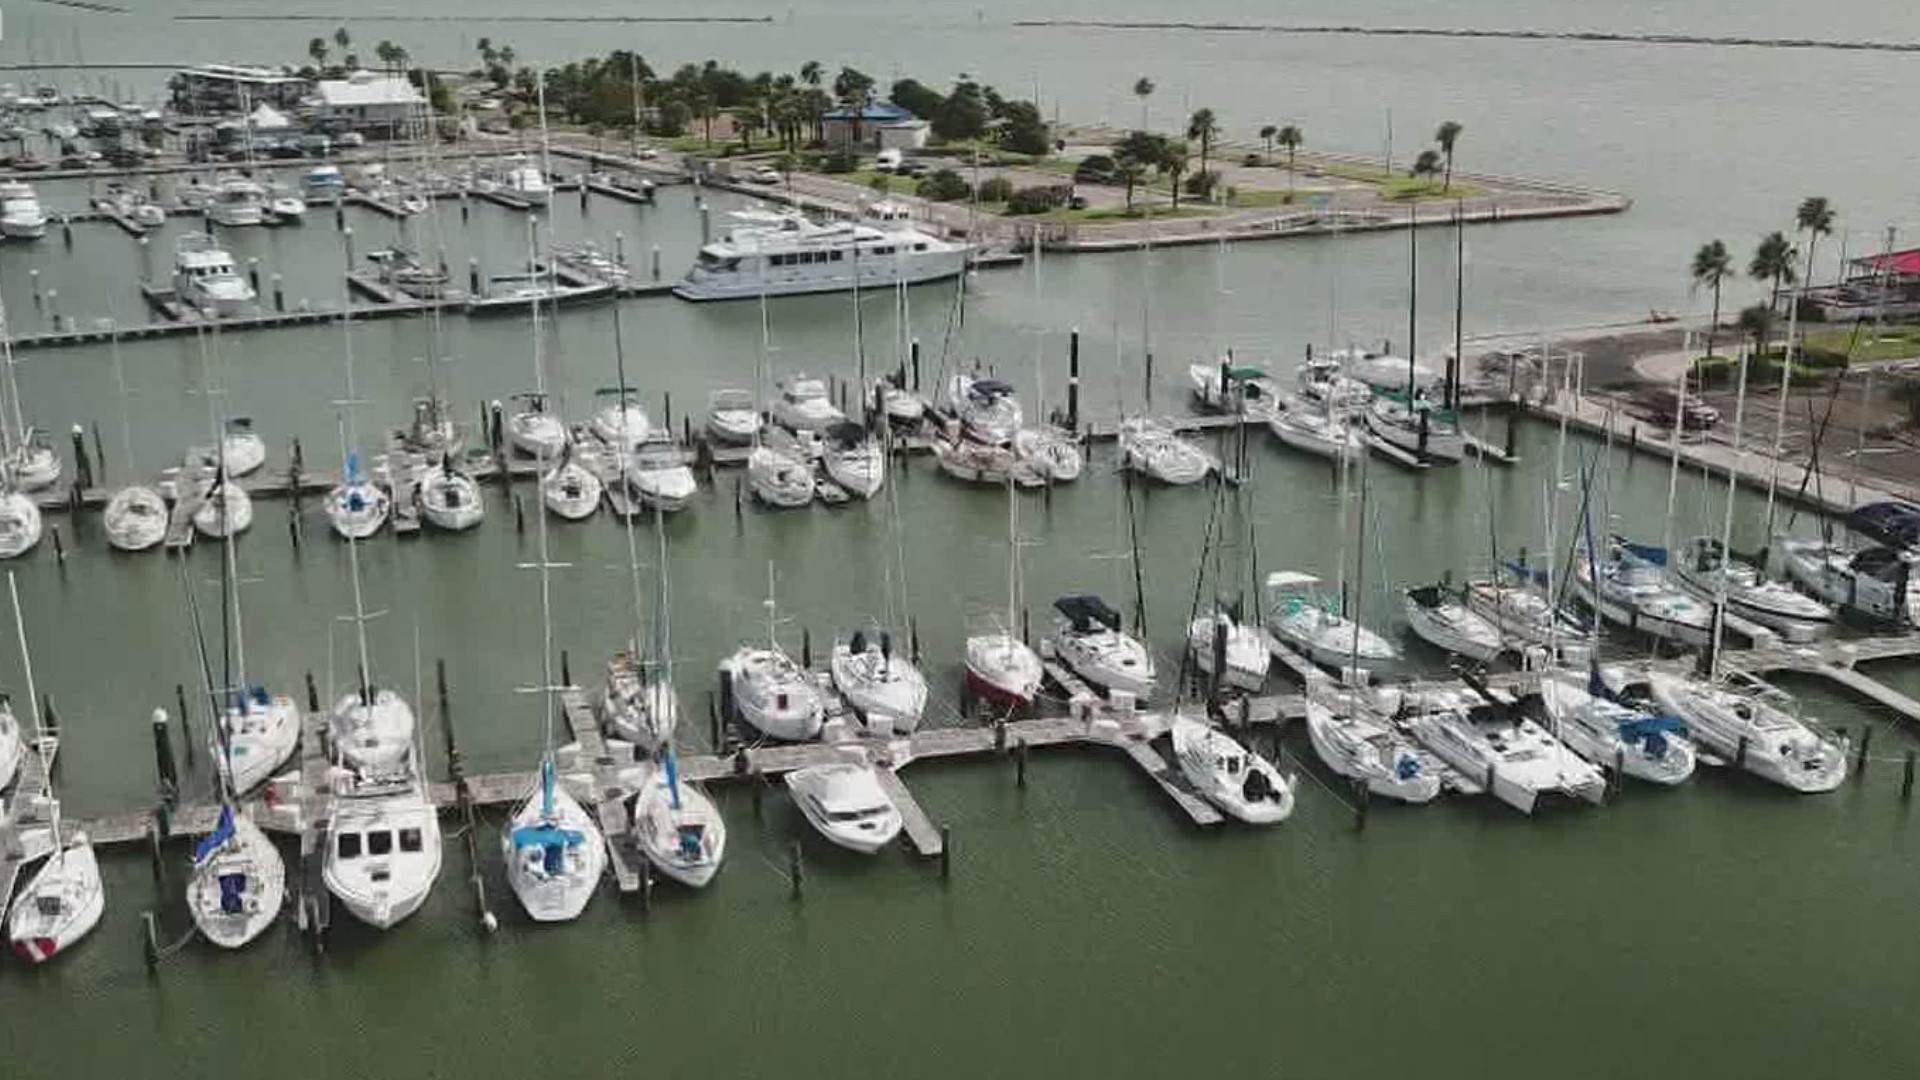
[1188,362,1281,419]
[1364,390,1466,462]
[185,805,284,949]
[1570,536,1715,646]
[600,648,677,753]
[705,388,762,445]
[1264,571,1399,678]
[1672,536,1831,642]
[542,454,602,521]
[1118,417,1214,485]
[324,760,443,929]
[1536,671,1696,784]
[1051,594,1156,700]
[104,485,167,551]
[1186,608,1269,692]
[821,421,885,499]
[508,392,569,458]
[1011,426,1083,482]
[785,762,905,854]
[172,233,256,318]
[589,388,652,452]
[629,755,725,887]
[1647,671,1846,793]
[944,375,1023,444]
[327,454,389,540]
[625,434,697,511]
[1403,582,1506,662]
[1170,713,1294,824]
[771,374,845,434]
[0,181,47,239]
[1267,398,1365,462]
[1405,687,1606,813]
[416,460,485,532]
[191,474,253,538]
[1303,692,1442,803]
[830,625,927,732]
[189,417,267,477]
[495,153,551,204]
[748,439,815,507]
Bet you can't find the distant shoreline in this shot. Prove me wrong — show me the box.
[1011,20,1920,54]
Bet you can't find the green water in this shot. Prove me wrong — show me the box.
[3,1,1920,1075]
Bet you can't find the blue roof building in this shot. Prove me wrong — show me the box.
[822,100,929,152]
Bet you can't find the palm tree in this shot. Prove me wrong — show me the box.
[1115,143,1150,211]
[1411,148,1442,188]
[1749,231,1798,318]
[1795,196,1836,292]
[1277,124,1303,197]
[1259,124,1277,162]
[1132,77,1154,131]
[1162,139,1190,210]
[308,37,330,71]
[332,26,351,54]
[1737,304,1774,361]
[477,36,494,64]
[1435,120,1463,191]
[1187,107,1219,179]
[1691,240,1734,360]
[800,61,823,88]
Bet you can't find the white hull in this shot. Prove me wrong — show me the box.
[542,462,602,520]
[330,688,417,774]
[417,470,485,531]
[509,412,569,459]
[1171,716,1294,824]
[1303,699,1443,803]
[104,485,168,552]
[1408,700,1606,814]
[631,767,725,888]
[0,492,42,559]
[1268,405,1364,462]
[187,812,285,949]
[8,840,104,964]
[325,785,442,930]
[328,481,390,540]
[192,483,253,538]
[1570,563,1712,646]
[1403,592,1506,662]
[1648,673,1847,792]
[1052,624,1156,700]
[219,692,300,794]
[1119,420,1214,485]
[748,446,815,507]
[1186,615,1269,691]
[1364,402,1465,462]
[601,659,678,754]
[830,641,927,732]
[1539,673,1696,785]
[724,647,824,741]
[627,463,699,511]
[823,444,886,499]
[1267,608,1399,677]
[1012,427,1083,482]
[966,633,1043,708]
[677,250,966,301]
[785,763,904,854]
[502,777,607,923]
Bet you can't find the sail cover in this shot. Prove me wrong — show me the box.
[1054,595,1121,632]
[1616,538,1669,567]
[1847,501,1920,551]
[193,806,237,865]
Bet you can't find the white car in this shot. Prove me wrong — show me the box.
[748,166,780,185]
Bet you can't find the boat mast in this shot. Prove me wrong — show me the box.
[1762,225,1814,547]
[0,293,27,462]
[1450,201,1464,412]
[1706,350,1752,680]
[627,52,643,161]
[610,304,651,682]
[1347,439,1374,672]
[1405,201,1417,401]
[7,572,53,841]
[109,323,136,475]
[1849,226,1896,515]
[1661,347,1688,561]
[335,261,374,697]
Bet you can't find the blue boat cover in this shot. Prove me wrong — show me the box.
[1847,501,1920,551]
[971,378,1014,396]
[193,806,236,865]
[1617,539,1668,567]
[1503,561,1550,586]
[1617,715,1689,760]
[1395,756,1421,780]
[218,873,247,915]
[665,749,683,811]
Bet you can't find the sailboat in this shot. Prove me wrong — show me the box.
[832,439,929,732]
[1672,535,1832,641]
[1403,582,1505,662]
[746,283,816,507]
[542,444,603,521]
[785,762,905,854]
[629,749,725,888]
[1303,690,1442,803]
[1405,685,1606,814]
[965,476,1044,709]
[327,285,390,539]
[1265,572,1397,676]
[1269,396,1366,462]
[103,327,167,552]
[326,426,416,774]
[1189,359,1282,420]
[821,421,886,499]
[509,391,569,458]
[1118,417,1214,485]
[722,565,824,741]
[1170,712,1294,824]
[943,374,1023,444]
[704,388,762,446]
[624,433,698,511]
[189,417,267,477]
[4,574,103,964]
[1363,209,1465,463]
[1185,472,1270,692]
[0,301,47,559]
[0,693,19,790]
[416,456,484,532]
[1536,670,1696,784]
[591,388,653,453]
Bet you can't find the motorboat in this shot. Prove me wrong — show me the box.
[216,687,300,795]
[1186,608,1270,692]
[748,441,815,507]
[1012,426,1083,482]
[600,649,677,754]
[208,173,268,227]
[98,183,165,228]
[508,393,569,458]
[0,181,47,240]
[722,645,824,741]
[675,201,968,301]
[625,435,698,511]
[874,379,925,427]
[934,437,1047,487]
[1303,693,1442,803]
[1405,688,1606,813]
[267,191,306,223]
[1571,537,1715,646]
[590,389,652,452]
[103,485,167,552]
[185,806,285,949]
[502,762,606,922]
[191,477,253,538]
[497,153,551,204]
[1673,536,1832,642]
[1296,354,1375,409]
[1170,714,1294,824]
[0,491,42,559]
[304,164,346,199]
[1364,391,1465,463]
[706,388,762,445]
[416,461,485,532]
[8,835,104,963]
[1188,362,1281,419]
[324,766,443,929]
[173,233,257,318]
[785,762,904,854]
[1118,417,1214,485]
[772,374,845,434]
[944,375,1023,444]
[629,758,725,887]
[1648,671,1847,793]
[1264,571,1399,679]
[7,428,61,492]
[329,686,417,774]
[1774,535,1919,627]
[327,456,389,540]
[1537,670,1696,785]
[1051,594,1155,700]
[542,457,602,521]
[821,421,885,499]
[830,626,927,732]
[190,418,267,477]
[1267,398,1365,462]
[1404,583,1505,662]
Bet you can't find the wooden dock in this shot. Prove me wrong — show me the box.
[0,736,59,917]
[1115,737,1224,826]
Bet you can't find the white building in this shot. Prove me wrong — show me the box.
[314,71,425,133]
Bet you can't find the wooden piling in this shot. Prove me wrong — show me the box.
[788,840,803,900]
[49,524,64,563]
[560,649,572,688]
[801,627,812,669]
[1352,779,1370,831]
[1903,748,1916,801]
[1016,738,1028,788]
[939,825,952,879]
[151,708,178,803]
[752,769,763,816]
[305,671,319,712]
[1855,725,1872,777]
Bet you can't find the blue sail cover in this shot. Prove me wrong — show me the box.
[1395,755,1422,780]
[664,749,682,811]
[218,873,247,915]
[1617,539,1669,567]
[193,806,236,865]
[1503,561,1550,587]
[1617,715,1689,760]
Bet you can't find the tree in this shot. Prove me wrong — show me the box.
[477,37,494,65]
[1435,120,1463,191]
[918,168,969,202]
[1132,77,1154,130]
[1259,124,1277,161]
[978,176,1014,203]
[1795,196,1836,292]
[1277,125,1303,196]
[933,79,989,143]
[1161,139,1190,210]
[800,60,823,87]
[1186,108,1219,179]
[308,37,330,71]
[833,66,874,106]
[889,78,944,122]
[997,100,1050,156]
[333,26,351,53]
[1749,231,1798,317]
[1737,304,1774,359]
[1691,240,1734,361]
[1410,148,1442,186]
[1114,139,1155,210]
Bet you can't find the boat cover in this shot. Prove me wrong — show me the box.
[1054,594,1121,632]
[1502,560,1549,586]
[1616,715,1689,759]
[970,378,1014,398]
[1407,584,1446,609]
[1615,538,1668,567]
[1847,501,1920,551]
[193,806,236,865]
[824,420,868,446]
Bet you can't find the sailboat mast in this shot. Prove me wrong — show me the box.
[1708,352,1752,679]
[1005,472,1019,641]
[7,572,54,843]
[1451,202,1465,413]
[1851,226,1896,512]
[1661,357,1688,560]
[628,52,642,160]
[1763,232,1814,542]
[610,305,650,678]
[1405,202,1417,400]
[0,294,27,459]
[1347,441,1373,668]
[110,324,136,475]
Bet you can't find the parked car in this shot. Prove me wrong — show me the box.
[895,159,929,178]
[873,148,903,172]
[747,166,781,185]
[336,131,366,148]
[1634,388,1720,430]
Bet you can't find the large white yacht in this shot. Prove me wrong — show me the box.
[0,181,47,240]
[207,173,267,227]
[173,233,256,318]
[675,201,968,301]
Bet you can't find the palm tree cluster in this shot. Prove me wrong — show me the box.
[1688,196,1837,364]
[1403,120,1464,190]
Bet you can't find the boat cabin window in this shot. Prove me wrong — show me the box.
[914,243,928,251]
[336,832,362,859]
[367,829,394,857]
[827,806,886,822]
[399,827,424,853]
[873,245,895,256]
[696,251,740,272]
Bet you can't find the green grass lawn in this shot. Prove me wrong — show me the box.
[1226,188,1302,208]
[1804,327,1920,364]
[1025,205,1214,223]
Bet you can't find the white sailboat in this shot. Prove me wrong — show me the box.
[1365,391,1466,462]
[189,417,267,477]
[1537,671,1696,785]
[508,392,569,458]
[785,762,904,854]
[1303,692,1442,803]
[1570,536,1715,646]
[1405,687,1606,813]
[416,459,485,532]
[1403,582,1505,662]
[1647,671,1846,793]
[821,421,886,499]
[723,565,824,741]
[629,754,724,887]
[191,472,253,538]
[1170,713,1294,824]
[1673,536,1831,642]
[0,694,20,790]
[1051,594,1156,700]
[102,330,168,551]
[966,477,1044,709]
[186,806,284,949]
[590,388,653,452]
[749,437,816,508]
[1268,398,1365,462]
[1189,361,1281,419]
[542,452,602,521]
[831,624,928,734]
[1462,565,1583,652]
[1011,426,1083,482]
[1265,572,1398,676]
[1186,609,1270,692]
[1118,417,1214,485]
